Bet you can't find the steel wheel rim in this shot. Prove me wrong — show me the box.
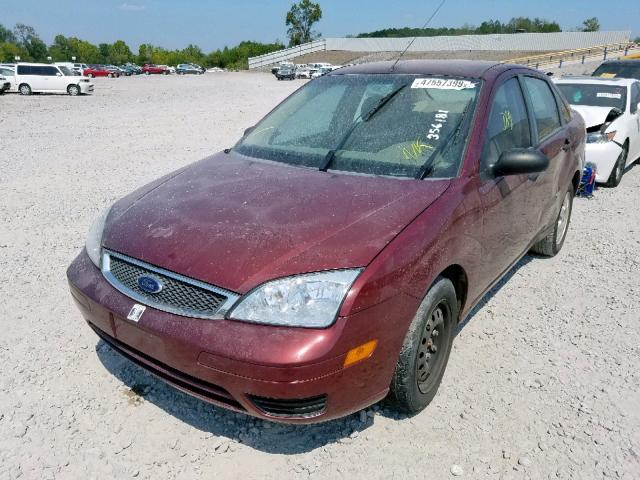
[416,300,450,394]
[556,191,571,244]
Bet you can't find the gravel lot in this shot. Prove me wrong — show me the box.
[1,72,639,480]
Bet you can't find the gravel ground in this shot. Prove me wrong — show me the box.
[1,72,639,480]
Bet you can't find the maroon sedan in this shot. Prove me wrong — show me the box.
[141,64,169,75]
[67,60,584,423]
[83,65,118,78]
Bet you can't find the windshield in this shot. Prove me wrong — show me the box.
[557,83,627,111]
[592,63,640,81]
[235,74,481,178]
[59,66,73,76]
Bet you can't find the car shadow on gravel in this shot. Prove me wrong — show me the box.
[95,340,376,454]
[456,253,534,334]
[94,253,538,453]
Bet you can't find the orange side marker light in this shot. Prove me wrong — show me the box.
[344,340,378,368]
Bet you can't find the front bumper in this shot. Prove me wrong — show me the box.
[585,141,622,183]
[67,249,406,423]
[79,83,94,94]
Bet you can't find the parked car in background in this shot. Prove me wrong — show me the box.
[55,62,82,76]
[68,60,583,424]
[83,65,112,78]
[272,62,294,76]
[191,64,205,74]
[16,63,94,96]
[0,65,16,92]
[0,74,10,94]
[177,64,203,75]
[106,65,126,77]
[592,60,640,81]
[141,64,169,75]
[157,65,175,74]
[119,65,139,75]
[295,67,314,79]
[311,66,333,79]
[555,76,640,187]
[275,65,296,80]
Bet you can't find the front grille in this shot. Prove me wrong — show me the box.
[249,394,328,418]
[89,323,245,411]
[102,250,239,319]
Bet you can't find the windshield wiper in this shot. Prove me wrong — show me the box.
[415,99,473,180]
[319,84,407,172]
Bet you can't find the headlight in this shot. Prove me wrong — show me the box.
[85,207,111,268]
[587,130,616,144]
[228,269,362,328]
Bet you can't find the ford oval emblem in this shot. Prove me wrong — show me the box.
[138,275,163,294]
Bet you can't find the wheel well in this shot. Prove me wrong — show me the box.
[438,265,468,320]
[571,170,581,193]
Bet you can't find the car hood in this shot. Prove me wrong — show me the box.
[572,105,622,129]
[103,151,450,293]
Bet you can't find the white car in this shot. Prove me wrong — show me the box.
[0,65,16,92]
[311,66,333,79]
[55,62,87,76]
[15,63,94,96]
[555,77,640,187]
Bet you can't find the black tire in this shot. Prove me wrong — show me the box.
[67,84,80,96]
[388,277,457,414]
[604,142,628,188]
[19,83,32,95]
[530,185,574,257]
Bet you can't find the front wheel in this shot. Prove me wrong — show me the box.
[530,186,574,257]
[67,84,80,96]
[604,143,628,188]
[388,277,457,414]
[19,84,32,95]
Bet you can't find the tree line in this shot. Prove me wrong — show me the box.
[356,17,604,38]
[0,23,283,69]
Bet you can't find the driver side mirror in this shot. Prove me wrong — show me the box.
[243,126,255,137]
[56,72,62,77]
[492,149,549,177]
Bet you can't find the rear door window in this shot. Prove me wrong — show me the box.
[481,77,532,172]
[522,77,562,141]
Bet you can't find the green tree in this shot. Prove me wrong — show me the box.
[581,17,600,32]
[0,42,28,62]
[13,23,49,61]
[0,24,16,43]
[109,40,133,64]
[285,0,322,47]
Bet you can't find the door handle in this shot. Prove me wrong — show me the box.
[561,138,571,152]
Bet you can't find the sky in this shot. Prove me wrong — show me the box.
[1,0,638,52]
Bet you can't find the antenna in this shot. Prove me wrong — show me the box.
[391,0,447,71]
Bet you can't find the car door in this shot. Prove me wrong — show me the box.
[519,75,571,233]
[477,75,538,282]
[629,82,640,160]
[49,66,67,91]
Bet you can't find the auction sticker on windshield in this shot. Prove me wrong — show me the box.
[411,78,477,90]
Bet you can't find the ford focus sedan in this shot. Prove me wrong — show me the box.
[67,60,584,423]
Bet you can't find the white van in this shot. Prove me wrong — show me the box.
[15,63,94,96]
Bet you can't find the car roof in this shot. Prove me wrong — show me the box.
[554,76,637,87]
[598,59,640,65]
[329,59,515,78]
[16,62,61,67]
